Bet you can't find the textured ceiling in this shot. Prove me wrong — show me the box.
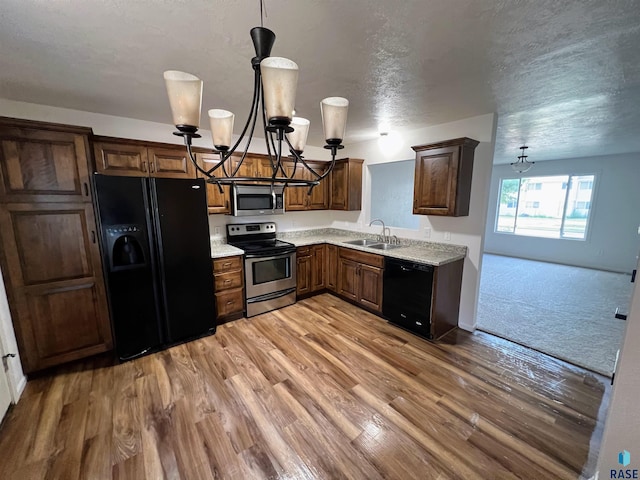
[1,0,639,164]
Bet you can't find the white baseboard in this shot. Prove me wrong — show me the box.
[11,374,27,403]
[458,321,476,332]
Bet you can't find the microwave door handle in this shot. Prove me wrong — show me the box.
[272,187,276,210]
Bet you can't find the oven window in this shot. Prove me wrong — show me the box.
[237,194,273,211]
[252,257,290,284]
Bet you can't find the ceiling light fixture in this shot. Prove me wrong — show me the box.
[163,2,348,192]
[511,145,534,173]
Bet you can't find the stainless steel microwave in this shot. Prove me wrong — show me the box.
[230,184,285,216]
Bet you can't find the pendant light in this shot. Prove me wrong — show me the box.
[162,2,348,191]
[511,145,534,173]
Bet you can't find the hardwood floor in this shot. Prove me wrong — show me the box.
[0,294,610,479]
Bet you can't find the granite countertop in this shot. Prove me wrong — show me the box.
[211,228,466,266]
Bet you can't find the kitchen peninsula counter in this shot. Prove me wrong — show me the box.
[211,228,466,266]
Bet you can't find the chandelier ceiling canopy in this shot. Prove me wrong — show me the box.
[163,4,348,192]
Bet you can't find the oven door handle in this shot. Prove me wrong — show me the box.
[244,249,296,259]
[247,287,297,304]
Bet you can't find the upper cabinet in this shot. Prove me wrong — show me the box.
[196,153,231,214]
[0,118,93,203]
[92,137,196,179]
[283,160,329,211]
[412,137,479,217]
[330,158,364,211]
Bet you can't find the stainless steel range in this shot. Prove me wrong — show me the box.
[226,222,296,317]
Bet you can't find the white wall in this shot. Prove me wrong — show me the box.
[484,153,640,273]
[596,259,639,476]
[0,265,26,402]
[339,113,498,331]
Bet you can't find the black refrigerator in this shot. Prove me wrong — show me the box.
[93,174,216,361]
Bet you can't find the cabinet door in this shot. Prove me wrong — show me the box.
[148,147,196,179]
[359,264,383,312]
[228,154,256,179]
[337,258,358,301]
[330,161,348,210]
[93,141,149,177]
[0,126,92,203]
[326,244,338,291]
[0,202,112,373]
[310,245,325,292]
[296,254,311,296]
[197,153,230,214]
[284,163,307,211]
[413,145,459,216]
[308,178,329,210]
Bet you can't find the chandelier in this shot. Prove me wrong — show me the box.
[162,10,348,193]
[511,145,534,173]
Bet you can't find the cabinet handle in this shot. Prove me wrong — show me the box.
[225,200,229,208]
[83,182,89,196]
[142,161,147,172]
[222,262,231,268]
[226,300,234,305]
[91,231,96,243]
[223,279,231,285]
[150,162,156,173]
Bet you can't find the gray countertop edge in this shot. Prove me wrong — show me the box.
[210,228,466,266]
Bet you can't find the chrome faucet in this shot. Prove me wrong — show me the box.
[369,219,388,243]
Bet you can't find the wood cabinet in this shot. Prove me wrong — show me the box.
[412,137,479,216]
[284,160,329,211]
[430,258,464,339]
[337,247,383,312]
[296,245,325,297]
[0,120,93,204]
[197,153,231,214]
[0,118,112,373]
[329,158,364,211]
[325,244,338,292]
[93,137,197,179]
[213,255,244,322]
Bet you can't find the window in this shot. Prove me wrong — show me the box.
[495,174,595,240]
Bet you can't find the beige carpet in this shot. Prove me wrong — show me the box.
[477,254,634,376]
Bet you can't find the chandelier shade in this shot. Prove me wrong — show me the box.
[321,97,349,143]
[163,70,203,128]
[287,117,310,153]
[208,109,234,150]
[260,57,299,125]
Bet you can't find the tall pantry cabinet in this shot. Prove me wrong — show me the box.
[0,118,112,373]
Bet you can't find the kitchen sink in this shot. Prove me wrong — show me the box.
[366,243,403,251]
[342,238,382,246]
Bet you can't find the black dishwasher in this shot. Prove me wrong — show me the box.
[383,257,434,339]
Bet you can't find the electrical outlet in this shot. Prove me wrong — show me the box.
[214,226,221,236]
[444,231,451,241]
[423,227,431,239]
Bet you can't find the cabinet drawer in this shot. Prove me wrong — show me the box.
[339,247,384,268]
[214,271,243,291]
[297,246,311,257]
[215,288,244,317]
[213,255,243,273]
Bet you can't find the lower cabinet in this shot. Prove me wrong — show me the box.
[337,247,383,313]
[325,244,338,292]
[296,245,325,297]
[213,255,244,322]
